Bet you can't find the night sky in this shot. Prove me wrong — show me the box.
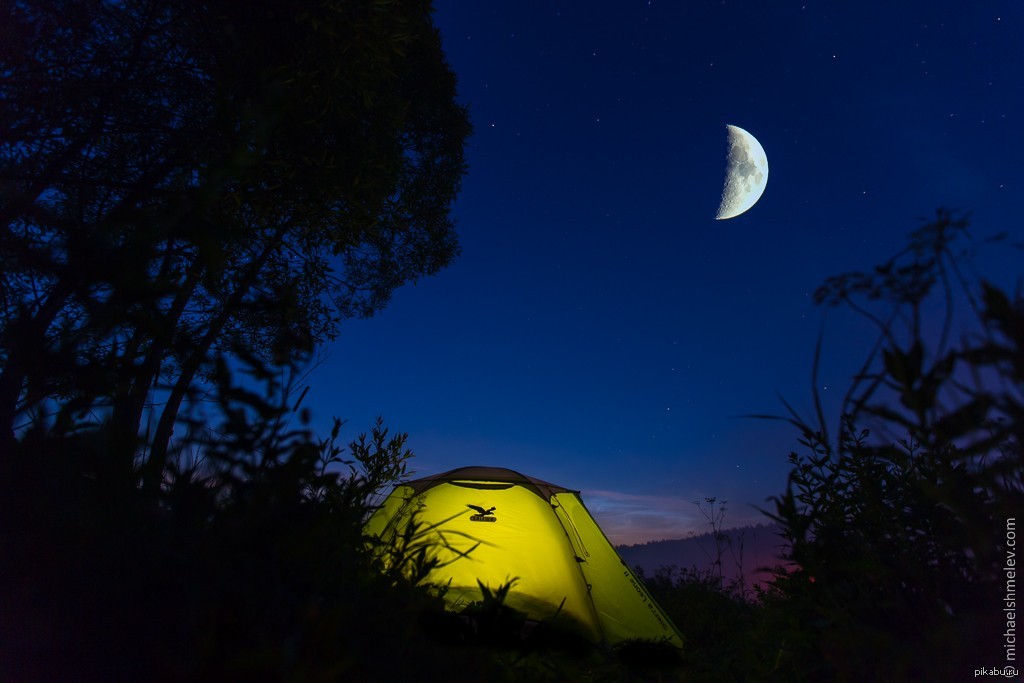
[307,1,1023,544]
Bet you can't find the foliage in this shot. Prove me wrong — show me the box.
[0,1,479,680]
[690,495,759,600]
[420,575,686,683]
[0,391,423,680]
[0,0,471,484]
[1,358,625,682]
[636,564,759,681]
[628,212,1020,682]
[760,209,1021,681]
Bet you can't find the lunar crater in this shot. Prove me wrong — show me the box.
[715,124,769,220]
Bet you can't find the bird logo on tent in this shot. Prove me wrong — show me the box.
[467,504,497,522]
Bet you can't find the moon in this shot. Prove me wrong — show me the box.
[715,124,768,220]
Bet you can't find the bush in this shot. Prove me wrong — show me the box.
[0,365,445,681]
[637,564,761,681]
[761,210,1021,681]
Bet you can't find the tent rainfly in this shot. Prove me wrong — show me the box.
[364,466,683,649]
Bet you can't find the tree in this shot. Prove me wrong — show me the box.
[762,210,1022,681]
[0,0,470,484]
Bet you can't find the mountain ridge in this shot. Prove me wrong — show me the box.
[616,523,789,587]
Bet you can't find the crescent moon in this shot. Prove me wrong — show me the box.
[715,124,769,220]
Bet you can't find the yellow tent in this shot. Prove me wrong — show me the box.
[364,466,683,649]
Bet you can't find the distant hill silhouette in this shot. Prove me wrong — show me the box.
[617,523,789,588]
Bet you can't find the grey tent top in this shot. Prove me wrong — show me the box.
[400,465,578,501]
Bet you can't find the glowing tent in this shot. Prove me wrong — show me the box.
[364,466,683,649]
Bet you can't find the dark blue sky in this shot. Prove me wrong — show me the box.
[308,0,1023,543]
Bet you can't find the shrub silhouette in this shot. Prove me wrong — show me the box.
[761,210,1020,681]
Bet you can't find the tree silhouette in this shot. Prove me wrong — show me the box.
[0,0,471,485]
[1,3,473,679]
